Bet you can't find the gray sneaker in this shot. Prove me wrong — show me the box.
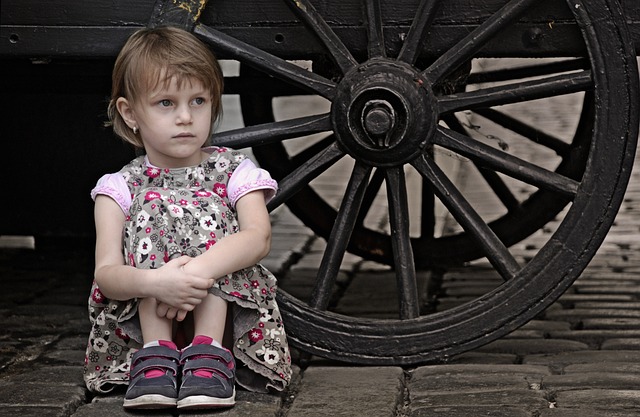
[177,344,236,410]
[123,345,180,409]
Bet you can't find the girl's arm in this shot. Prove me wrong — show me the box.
[93,195,213,311]
[181,190,272,280]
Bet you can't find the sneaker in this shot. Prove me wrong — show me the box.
[177,343,236,409]
[123,345,180,409]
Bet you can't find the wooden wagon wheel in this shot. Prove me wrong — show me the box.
[154,0,638,363]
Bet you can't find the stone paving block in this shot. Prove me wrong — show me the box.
[448,352,518,365]
[542,372,640,390]
[601,338,640,350]
[286,366,404,417]
[574,286,640,295]
[572,302,640,310]
[539,409,640,417]
[563,362,640,374]
[544,309,640,322]
[410,388,549,410]
[523,350,640,367]
[519,319,571,332]
[554,389,640,410]
[410,406,531,417]
[582,318,640,330]
[0,381,86,408]
[6,365,84,387]
[410,365,550,392]
[558,294,635,303]
[0,406,68,417]
[547,330,640,348]
[476,339,588,355]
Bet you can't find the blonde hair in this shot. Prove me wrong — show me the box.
[108,26,224,148]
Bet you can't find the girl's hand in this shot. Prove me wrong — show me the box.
[156,302,189,321]
[151,255,214,313]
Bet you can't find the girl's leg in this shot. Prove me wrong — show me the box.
[192,293,227,343]
[138,297,173,343]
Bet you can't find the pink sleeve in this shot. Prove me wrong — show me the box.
[90,173,131,214]
[228,159,278,208]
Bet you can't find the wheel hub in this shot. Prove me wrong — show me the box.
[331,59,437,167]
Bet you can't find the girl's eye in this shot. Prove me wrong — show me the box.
[193,97,206,106]
[159,99,172,107]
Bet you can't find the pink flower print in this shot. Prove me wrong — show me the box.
[115,328,130,342]
[91,287,105,303]
[205,240,216,250]
[146,167,161,178]
[213,183,227,198]
[145,227,151,234]
[150,254,156,261]
[251,280,260,289]
[248,328,264,343]
[179,199,188,206]
[230,291,244,298]
[216,147,227,153]
[144,191,161,201]
[194,190,212,198]
[128,253,136,266]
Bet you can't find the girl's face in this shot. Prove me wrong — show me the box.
[122,75,213,168]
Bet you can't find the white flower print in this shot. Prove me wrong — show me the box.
[263,349,280,365]
[215,156,230,172]
[200,216,217,231]
[167,204,184,218]
[92,337,109,353]
[265,328,281,339]
[259,308,272,323]
[135,210,150,228]
[138,237,153,254]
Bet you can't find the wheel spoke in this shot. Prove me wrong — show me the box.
[384,167,420,319]
[473,108,571,156]
[194,24,337,100]
[411,155,520,280]
[212,114,331,148]
[433,127,579,197]
[442,114,521,212]
[356,168,385,226]
[363,0,386,58]
[310,163,373,309]
[397,0,440,65]
[438,70,593,114]
[283,0,358,74]
[267,142,345,211]
[422,0,538,84]
[467,58,589,84]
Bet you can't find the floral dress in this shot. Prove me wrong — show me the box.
[83,147,292,394]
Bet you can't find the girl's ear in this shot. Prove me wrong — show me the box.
[116,97,137,129]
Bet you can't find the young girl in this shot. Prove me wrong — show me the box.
[83,26,292,410]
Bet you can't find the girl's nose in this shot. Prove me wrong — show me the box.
[176,105,193,124]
